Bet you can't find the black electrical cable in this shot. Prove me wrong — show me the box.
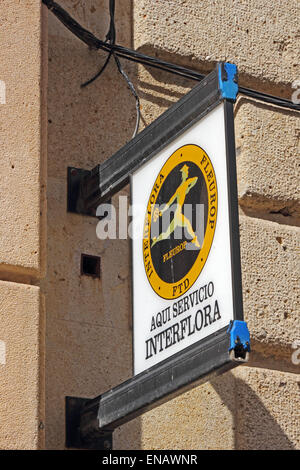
[114,54,141,138]
[81,50,113,88]
[107,0,141,139]
[81,0,116,88]
[42,0,300,113]
[108,0,141,138]
[42,0,203,80]
[238,86,298,110]
[80,0,140,138]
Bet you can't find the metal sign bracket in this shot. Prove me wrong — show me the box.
[65,323,250,449]
[65,396,113,450]
[67,167,110,218]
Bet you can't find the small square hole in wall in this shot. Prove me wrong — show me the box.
[81,254,101,278]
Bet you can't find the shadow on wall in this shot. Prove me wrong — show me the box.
[212,370,296,450]
[136,43,294,100]
[137,55,196,111]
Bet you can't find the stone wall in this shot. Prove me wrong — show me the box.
[0,0,47,450]
[0,0,298,450]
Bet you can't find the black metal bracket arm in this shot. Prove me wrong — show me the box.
[67,62,238,217]
[65,324,249,449]
[67,167,111,218]
[65,397,113,450]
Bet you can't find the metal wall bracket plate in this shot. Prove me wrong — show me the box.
[67,167,91,215]
[65,396,113,450]
[67,167,110,218]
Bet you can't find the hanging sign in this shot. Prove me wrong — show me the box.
[131,64,244,374]
[66,63,250,445]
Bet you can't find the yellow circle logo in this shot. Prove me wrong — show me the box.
[143,144,218,299]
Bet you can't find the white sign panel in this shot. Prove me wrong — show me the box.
[131,102,234,375]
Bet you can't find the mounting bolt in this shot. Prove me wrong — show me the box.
[235,335,240,344]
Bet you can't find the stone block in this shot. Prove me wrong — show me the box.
[0,281,44,449]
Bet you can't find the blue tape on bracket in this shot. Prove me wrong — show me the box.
[218,62,238,101]
[227,320,250,352]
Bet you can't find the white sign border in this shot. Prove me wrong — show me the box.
[130,100,243,375]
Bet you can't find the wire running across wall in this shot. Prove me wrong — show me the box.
[43,0,300,137]
[81,0,140,139]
